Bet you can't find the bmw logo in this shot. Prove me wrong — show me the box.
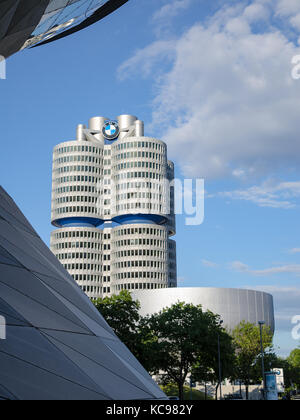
[102,121,120,140]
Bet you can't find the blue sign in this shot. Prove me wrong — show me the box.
[102,121,120,140]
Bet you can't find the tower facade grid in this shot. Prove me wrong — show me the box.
[50,115,177,299]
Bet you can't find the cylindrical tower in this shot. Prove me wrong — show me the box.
[51,114,177,299]
[110,224,169,294]
[50,227,102,300]
[110,137,169,223]
[51,140,104,227]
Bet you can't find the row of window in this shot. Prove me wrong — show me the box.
[114,141,166,152]
[116,181,163,191]
[113,249,167,259]
[113,260,166,270]
[114,227,167,237]
[53,230,101,240]
[113,271,167,281]
[54,165,101,175]
[54,252,101,260]
[115,203,164,212]
[73,274,101,282]
[53,206,101,215]
[116,192,163,201]
[64,263,101,271]
[114,283,167,291]
[114,152,165,163]
[53,175,101,184]
[114,161,164,172]
[54,155,102,165]
[113,239,167,248]
[53,185,97,195]
[53,242,101,250]
[55,145,102,155]
[54,196,99,205]
[114,172,163,181]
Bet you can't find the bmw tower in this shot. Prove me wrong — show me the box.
[51,115,177,299]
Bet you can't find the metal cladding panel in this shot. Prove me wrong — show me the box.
[0,0,129,58]
[0,186,166,400]
[132,288,275,334]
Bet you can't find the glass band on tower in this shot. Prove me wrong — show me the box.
[51,115,177,299]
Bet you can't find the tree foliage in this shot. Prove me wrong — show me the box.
[288,348,300,369]
[231,321,274,399]
[93,291,142,357]
[140,302,234,400]
[94,293,298,401]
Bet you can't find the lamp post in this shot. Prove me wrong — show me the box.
[259,321,266,400]
[218,320,224,400]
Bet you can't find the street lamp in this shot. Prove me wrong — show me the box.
[259,321,266,400]
[218,320,224,400]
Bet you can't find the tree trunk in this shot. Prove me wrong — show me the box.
[178,381,184,401]
[245,385,249,400]
[205,383,207,401]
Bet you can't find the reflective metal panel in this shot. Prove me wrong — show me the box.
[132,288,275,333]
[0,0,128,57]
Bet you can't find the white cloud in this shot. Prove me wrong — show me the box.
[117,40,174,81]
[202,259,218,268]
[243,2,270,22]
[275,0,300,17]
[218,180,300,209]
[247,285,300,336]
[231,261,300,276]
[289,248,300,253]
[119,0,300,179]
[153,0,192,21]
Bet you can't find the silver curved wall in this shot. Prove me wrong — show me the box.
[131,288,275,333]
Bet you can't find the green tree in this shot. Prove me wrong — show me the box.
[270,356,300,390]
[286,348,300,388]
[232,321,274,400]
[288,348,300,369]
[93,291,142,357]
[192,329,236,400]
[141,302,234,401]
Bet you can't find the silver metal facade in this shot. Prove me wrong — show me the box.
[51,115,177,300]
[131,288,275,333]
[0,186,166,400]
[0,0,129,58]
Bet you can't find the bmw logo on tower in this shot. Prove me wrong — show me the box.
[102,121,120,140]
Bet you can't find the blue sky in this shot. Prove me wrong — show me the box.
[1,0,300,356]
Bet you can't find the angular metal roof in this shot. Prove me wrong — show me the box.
[0,186,166,400]
[0,0,128,58]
